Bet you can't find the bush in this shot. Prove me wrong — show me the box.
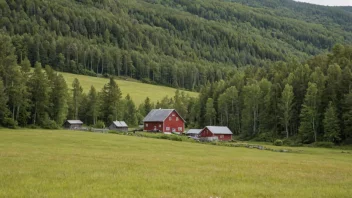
[273,139,283,146]
[41,119,58,129]
[169,135,182,141]
[94,120,105,129]
[313,142,334,148]
[3,118,18,129]
[81,69,97,77]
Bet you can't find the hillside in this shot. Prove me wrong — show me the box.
[1,129,351,197]
[1,0,352,90]
[61,72,198,105]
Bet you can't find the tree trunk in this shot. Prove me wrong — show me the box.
[313,118,317,142]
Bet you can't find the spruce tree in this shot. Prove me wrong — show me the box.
[72,78,83,120]
[87,86,99,125]
[123,94,138,126]
[100,77,122,124]
[143,97,153,115]
[205,98,216,125]
[28,62,50,126]
[323,102,341,142]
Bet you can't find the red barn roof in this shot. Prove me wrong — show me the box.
[204,126,233,135]
[143,109,185,122]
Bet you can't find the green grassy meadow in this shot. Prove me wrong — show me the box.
[61,72,198,105]
[0,129,351,197]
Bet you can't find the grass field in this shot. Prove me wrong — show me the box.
[61,72,198,105]
[0,129,351,197]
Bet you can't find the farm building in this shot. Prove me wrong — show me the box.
[186,129,202,137]
[64,120,83,130]
[199,126,233,141]
[109,121,128,132]
[143,109,185,134]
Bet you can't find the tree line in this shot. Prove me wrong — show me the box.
[0,33,192,129]
[178,44,352,144]
[1,30,352,145]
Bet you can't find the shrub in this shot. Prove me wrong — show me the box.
[81,69,97,77]
[41,119,58,129]
[313,142,334,148]
[3,118,18,129]
[94,120,105,129]
[169,135,182,141]
[273,139,283,146]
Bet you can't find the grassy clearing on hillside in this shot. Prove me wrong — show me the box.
[0,129,351,198]
[61,72,198,105]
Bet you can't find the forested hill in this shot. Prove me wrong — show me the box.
[1,0,352,90]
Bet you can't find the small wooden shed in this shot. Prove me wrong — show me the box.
[109,121,128,132]
[186,129,202,137]
[64,120,83,130]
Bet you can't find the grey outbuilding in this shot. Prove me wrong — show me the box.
[109,121,128,132]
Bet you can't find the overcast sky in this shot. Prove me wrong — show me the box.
[294,0,352,6]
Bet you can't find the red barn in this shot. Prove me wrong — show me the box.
[143,109,185,134]
[199,126,233,141]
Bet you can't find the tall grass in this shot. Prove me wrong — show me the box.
[0,129,351,197]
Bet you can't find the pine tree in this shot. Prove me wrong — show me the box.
[279,84,294,138]
[323,102,340,142]
[174,90,188,120]
[51,74,69,125]
[28,62,50,126]
[86,86,99,125]
[205,98,216,125]
[0,79,10,125]
[342,92,352,140]
[242,82,261,136]
[100,77,122,124]
[123,94,138,126]
[143,97,153,116]
[299,83,319,143]
[72,78,83,120]
[20,58,31,73]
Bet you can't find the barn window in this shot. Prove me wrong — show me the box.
[169,117,172,121]
[172,114,175,116]
[220,135,224,138]
[159,124,161,127]
[146,123,148,127]
[166,127,170,131]
[178,127,182,131]
[176,117,179,121]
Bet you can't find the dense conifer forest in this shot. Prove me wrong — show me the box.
[1,0,352,90]
[1,0,352,144]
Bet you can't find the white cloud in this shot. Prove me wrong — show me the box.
[294,0,352,6]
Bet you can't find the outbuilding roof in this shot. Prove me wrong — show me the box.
[66,120,83,124]
[205,126,233,135]
[112,121,128,127]
[143,109,184,122]
[186,129,202,134]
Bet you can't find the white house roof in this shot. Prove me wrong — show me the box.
[143,109,184,122]
[66,120,83,124]
[186,129,202,134]
[112,121,128,127]
[205,126,233,135]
